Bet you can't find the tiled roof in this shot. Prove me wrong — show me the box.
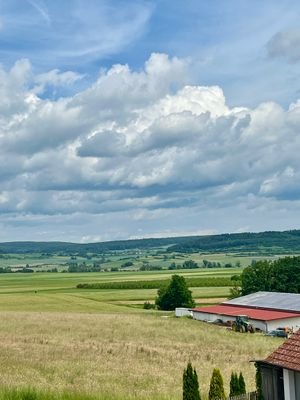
[192,305,300,321]
[265,329,300,372]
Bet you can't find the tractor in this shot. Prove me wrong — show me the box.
[232,315,255,333]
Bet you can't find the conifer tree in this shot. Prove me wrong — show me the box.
[229,372,239,397]
[238,372,246,394]
[208,368,226,400]
[255,364,264,400]
[183,362,201,400]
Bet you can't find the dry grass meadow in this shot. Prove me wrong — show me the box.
[0,310,282,400]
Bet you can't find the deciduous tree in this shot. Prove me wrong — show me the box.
[155,275,195,310]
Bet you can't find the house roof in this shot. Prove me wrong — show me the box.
[192,305,299,321]
[224,291,300,313]
[264,329,300,372]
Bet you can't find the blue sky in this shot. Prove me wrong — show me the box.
[0,0,300,241]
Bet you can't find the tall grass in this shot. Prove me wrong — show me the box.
[0,387,159,400]
[0,311,282,400]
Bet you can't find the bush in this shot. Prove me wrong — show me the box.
[143,301,156,310]
[121,261,133,268]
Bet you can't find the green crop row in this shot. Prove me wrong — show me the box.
[77,277,232,290]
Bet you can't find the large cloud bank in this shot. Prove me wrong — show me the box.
[0,53,300,240]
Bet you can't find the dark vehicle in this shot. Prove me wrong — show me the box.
[265,329,288,338]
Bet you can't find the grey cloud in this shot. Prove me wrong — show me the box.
[267,29,300,63]
[78,131,127,158]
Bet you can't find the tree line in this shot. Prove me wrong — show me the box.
[240,256,300,295]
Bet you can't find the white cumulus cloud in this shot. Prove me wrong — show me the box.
[0,53,300,239]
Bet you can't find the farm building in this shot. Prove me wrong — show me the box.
[256,328,300,400]
[191,292,300,332]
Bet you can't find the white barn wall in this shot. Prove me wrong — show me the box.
[192,311,300,332]
[175,308,193,317]
[193,311,267,330]
[250,319,268,332]
[266,317,300,332]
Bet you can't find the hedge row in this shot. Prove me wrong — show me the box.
[76,277,232,290]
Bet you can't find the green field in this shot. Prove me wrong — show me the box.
[0,269,234,312]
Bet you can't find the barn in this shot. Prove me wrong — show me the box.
[191,291,300,332]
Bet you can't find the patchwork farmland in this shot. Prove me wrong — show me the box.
[0,248,287,399]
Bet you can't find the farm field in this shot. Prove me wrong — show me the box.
[0,269,233,312]
[0,250,284,271]
[0,311,282,400]
[0,261,283,399]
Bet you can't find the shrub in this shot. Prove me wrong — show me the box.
[121,261,133,268]
[143,301,156,310]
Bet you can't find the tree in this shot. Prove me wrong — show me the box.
[168,262,177,270]
[255,363,264,400]
[155,275,195,310]
[183,362,201,400]
[271,257,300,293]
[241,256,300,295]
[229,372,239,397]
[241,260,272,295]
[182,260,199,269]
[208,368,226,400]
[228,283,241,299]
[238,372,246,395]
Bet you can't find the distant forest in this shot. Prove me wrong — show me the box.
[1,229,300,255]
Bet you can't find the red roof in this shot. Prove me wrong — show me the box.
[192,305,299,321]
[265,329,300,372]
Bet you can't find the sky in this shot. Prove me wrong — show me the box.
[0,0,300,242]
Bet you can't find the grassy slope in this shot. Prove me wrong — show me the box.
[0,311,282,400]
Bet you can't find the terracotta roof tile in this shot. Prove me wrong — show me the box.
[265,329,300,372]
[192,305,299,321]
